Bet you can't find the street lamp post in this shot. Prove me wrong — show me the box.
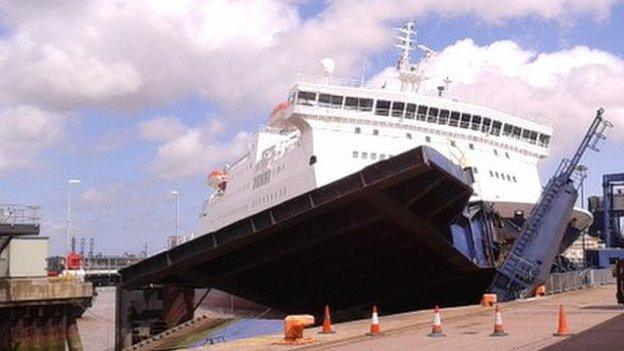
[577,164,588,269]
[66,179,81,256]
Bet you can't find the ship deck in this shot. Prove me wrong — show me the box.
[120,146,494,318]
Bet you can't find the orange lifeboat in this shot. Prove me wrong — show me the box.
[208,170,228,191]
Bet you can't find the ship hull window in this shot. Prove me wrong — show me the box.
[358,98,374,112]
[460,113,471,128]
[318,93,331,107]
[481,118,491,133]
[450,112,460,127]
[439,109,450,125]
[471,115,481,131]
[427,107,439,123]
[391,102,405,118]
[417,106,427,121]
[503,124,513,137]
[297,91,316,106]
[491,121,502,136]
[405,103,416,119]
[345,97,358,110]
[375,100,391,116]
[539,134,550,147]
[330,95,343,108]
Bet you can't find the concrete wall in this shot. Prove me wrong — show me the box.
[0,237,48,278]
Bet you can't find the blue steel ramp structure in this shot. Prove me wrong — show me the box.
[490,108,612,301]
[117,146,496,348]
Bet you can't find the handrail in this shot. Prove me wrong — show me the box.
[0,204,41,226]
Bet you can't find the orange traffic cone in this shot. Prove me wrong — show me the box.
[366,305,382,336]
[490,305,508,337]
[428,305,446,337]
[553,304,570,336]
[319,305,336,334]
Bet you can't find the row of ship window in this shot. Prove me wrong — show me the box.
[352,149,518,184]
[352,151,394,161]
[295,90,550,148]
[355,127,516,159]
[252,187,287,208]
[489,170,517,183]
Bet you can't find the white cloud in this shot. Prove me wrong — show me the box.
[138,116,187,142]
[0,105,64,174]
[0,0,620,176]
[383,39,624,153]
[80,182,125,207]
[145,117,249,179]
[0,0,617,114]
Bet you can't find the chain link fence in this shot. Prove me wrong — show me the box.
[545,268,615,294]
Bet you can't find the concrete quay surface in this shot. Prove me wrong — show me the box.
[200,285,624,351]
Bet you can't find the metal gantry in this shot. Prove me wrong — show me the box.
[490,108,613,300]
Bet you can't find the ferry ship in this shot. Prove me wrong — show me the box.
[199,21,591,245]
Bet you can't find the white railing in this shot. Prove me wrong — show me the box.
[0,204,40,225]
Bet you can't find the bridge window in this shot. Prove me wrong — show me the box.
[330,95,343,108]
[417,106,427,121]
[405,103,416,119]
[380,154,386,160]
[318,94,331,107]
[471,115,481,131]
[358,98,374,112]
[426,136,431,142]
[355,127,361,134]
[406,133,412,139]
[481,118,491,133]
[529,131,538,144]
[345,97,358,110]
[373,129,379,136]
[503,124,513,137]
[491,121,502,136]
[460,113,471,129]
[297,91,316,106]
[512,176,517,183]
[362,152,368,159]
[522,129,531,142]
[391,102,405,117]
[352,151,359,158]
[512,126,522,139]
[539,134,551,147]
[375,100,391,116]
[450,112,460,127]
[371,153,377,160]
[427,107,439,123]
[439,109,450,125]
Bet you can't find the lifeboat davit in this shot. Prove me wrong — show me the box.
[208,170,228,191]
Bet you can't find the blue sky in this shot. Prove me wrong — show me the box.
[1,1,623,256]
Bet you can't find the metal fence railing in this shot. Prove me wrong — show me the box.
[545,268,615,294]
[0,204,41,225]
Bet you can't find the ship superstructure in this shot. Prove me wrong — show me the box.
[199,22,590,238]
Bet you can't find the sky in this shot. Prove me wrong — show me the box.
[1,0,623,256]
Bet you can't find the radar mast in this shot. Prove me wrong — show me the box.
[394,21,436,93]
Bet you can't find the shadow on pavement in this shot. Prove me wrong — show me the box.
[540,312,624,351]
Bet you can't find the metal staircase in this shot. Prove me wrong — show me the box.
[490,108,612,300]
